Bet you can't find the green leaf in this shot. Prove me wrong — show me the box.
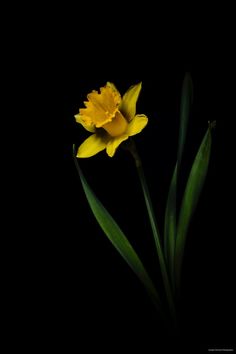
[178,73,193,164]
[164,73,193,288]
[73,146,162,311]
[164,164,177,286]
[175,122,215,291]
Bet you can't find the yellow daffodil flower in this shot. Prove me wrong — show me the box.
[75,82,148,158]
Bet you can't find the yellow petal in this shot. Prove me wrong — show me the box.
[126,114,148,136]
[106,134,129,157]
[77,134,108,158]
[120,82,142,121]
[74,114,96,133]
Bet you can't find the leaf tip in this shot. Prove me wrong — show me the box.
[208,120,216,130]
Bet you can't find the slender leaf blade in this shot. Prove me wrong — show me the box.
[164,164,177,284]
[73,148,162,310]
[164,73,193,288]
[178,72,193,164]
[175,123,215,291]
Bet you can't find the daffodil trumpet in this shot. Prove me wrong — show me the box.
[75,82,148,158]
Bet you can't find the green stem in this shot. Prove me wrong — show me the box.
[126,140,176,324]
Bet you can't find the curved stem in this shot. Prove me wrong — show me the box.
[126,140,177,325]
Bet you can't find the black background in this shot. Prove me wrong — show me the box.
[8,9,235,352]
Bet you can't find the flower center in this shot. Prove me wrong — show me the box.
[102,111,128,137]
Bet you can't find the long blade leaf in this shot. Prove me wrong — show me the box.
[175,122,215,291]
[164,164,177,285]
[178,73,194,164]
[73,147,162,311]
[164,73,193,288]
